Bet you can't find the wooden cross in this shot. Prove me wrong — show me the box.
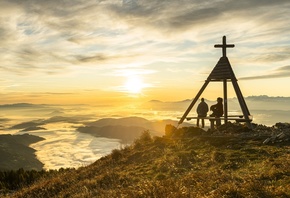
[214,36,235,57]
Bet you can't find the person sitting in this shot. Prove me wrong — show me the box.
[210,97,224,126]
[196,98,208,128]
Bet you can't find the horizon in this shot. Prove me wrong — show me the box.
[1,95,290,127]
[1,1,290,106]
[1,94,290,108]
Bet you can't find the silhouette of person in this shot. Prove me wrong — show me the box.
[210,97,224,126]
[196,98,209,128]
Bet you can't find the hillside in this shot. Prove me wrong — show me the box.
[77,117,192,143]
[2,123,290,197]
[0,134,44,171]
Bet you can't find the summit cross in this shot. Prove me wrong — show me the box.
[214,36,235,57]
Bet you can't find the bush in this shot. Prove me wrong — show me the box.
[111,149,122,161]
[139,130,152,143]
[165,124,177,137]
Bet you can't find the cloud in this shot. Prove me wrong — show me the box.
[75,53,141,65]
[253,47,290,62]
[240,65,290,80]
[107,0,290,33]
[113,68,156,76]
[0,0,290,76]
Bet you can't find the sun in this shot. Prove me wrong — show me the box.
[124,76,144,94]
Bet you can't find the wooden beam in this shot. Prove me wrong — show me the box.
[231,79,252,128]
[178,80,209,125]
[214,36,235,57]
[223,79,228,124]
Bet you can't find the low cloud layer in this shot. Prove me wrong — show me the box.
[2,97,290,170]
[29,129,120,170]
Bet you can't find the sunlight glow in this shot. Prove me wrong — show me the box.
[124,76,144,94]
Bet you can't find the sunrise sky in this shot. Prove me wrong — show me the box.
[1,0,290,106]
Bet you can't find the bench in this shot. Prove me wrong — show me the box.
[178,116,252,129]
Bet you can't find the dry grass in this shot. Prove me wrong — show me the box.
[3,128,290,198]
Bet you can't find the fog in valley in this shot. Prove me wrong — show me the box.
[1,95,289,170]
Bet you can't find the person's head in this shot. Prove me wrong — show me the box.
[217,97,223,103]
[201,98,204,102]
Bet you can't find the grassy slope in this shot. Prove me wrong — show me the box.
[7,127,290,198]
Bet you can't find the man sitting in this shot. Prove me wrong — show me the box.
[210,97,224,126]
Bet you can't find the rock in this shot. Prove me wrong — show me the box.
[263,138,271,144]
[262,123,290,144]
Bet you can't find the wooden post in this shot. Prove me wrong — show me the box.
[214,36,235,57]
[231,79,252,129]
[178,80,209,125]
[223,79,228,124]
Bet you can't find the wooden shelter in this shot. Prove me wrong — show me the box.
[178,36,252,129]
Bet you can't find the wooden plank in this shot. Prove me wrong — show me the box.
[177,117,252,122]
[182,115,245,118]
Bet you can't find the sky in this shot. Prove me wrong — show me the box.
[1,0,290,107]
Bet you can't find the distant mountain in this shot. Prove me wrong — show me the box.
[0,134,44,171]
[78,117,192,143]
[246,95,290,101]
[78,125,146,143]
[148,100,163,103]
[143,95,290,111]
[148,99,191,103]
[45,116,86,124]
[147,95,290,104]
[88,117,149,127]
[10,121,44,130]
[142,96,290,126]
[0,118,10,123]
[21,126,47,132]
[86,116,190,133]
[0,103,64,119]
[243,96,290,111]
[9,116,91,131]
[0,103,46,109]
[46,110,65,116]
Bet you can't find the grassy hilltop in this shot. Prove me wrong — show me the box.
[2,123,290,198]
